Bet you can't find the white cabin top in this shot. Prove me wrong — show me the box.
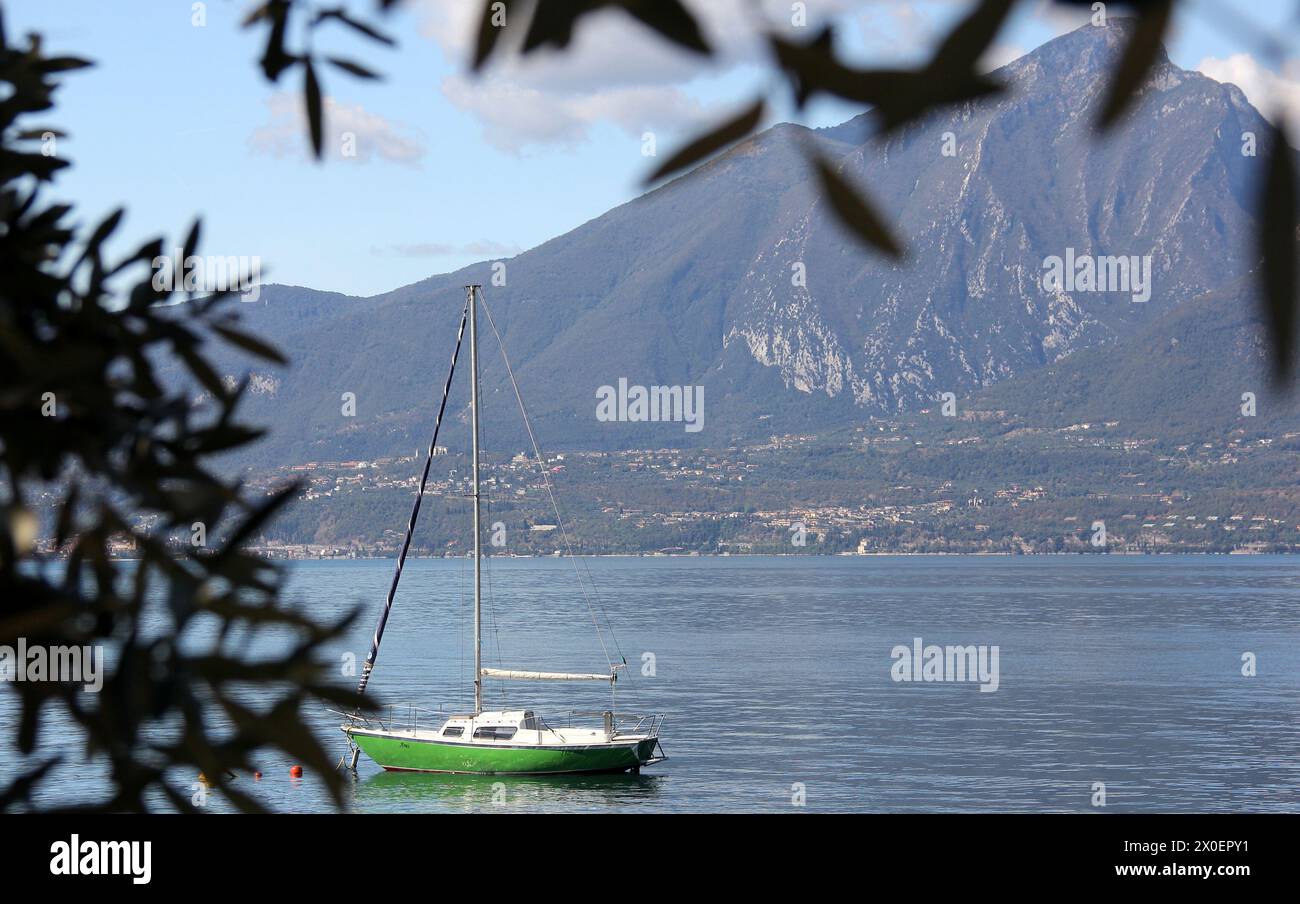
[437,710,541,742]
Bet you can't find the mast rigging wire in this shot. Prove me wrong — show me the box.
[477,288,628,676]
[355,297,470,696]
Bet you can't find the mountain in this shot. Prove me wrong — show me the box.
[972,276,1300,440]
[164,20,1286,469]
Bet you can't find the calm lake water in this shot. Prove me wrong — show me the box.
[8,555,1300,813]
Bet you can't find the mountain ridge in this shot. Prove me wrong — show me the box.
[163,21,1288,469]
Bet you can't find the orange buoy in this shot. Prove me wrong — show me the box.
[290,765,303,778]
[254,771,263,781]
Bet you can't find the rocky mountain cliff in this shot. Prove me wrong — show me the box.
[166,21,1282,467]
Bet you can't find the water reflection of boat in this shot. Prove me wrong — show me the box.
[353,767,663,811]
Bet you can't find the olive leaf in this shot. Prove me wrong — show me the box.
[644,99,764,185]
[1097,0,1173,129]
[180,218,201,267]
[314,7,396,46]
[472,0,512,71]
[212,322,289,365]
[0,12,357,807]
[770,26,870,109]
[327,57,380,80]
[522,0,601,54]
[932,0,1015,72]
[811,153,902,258]
[304,57,323,159]
[771,0,1011,133]
[251,0,294,82]
[479,0,709,69]
[617,0,709,56]
[1260,119,1297,382]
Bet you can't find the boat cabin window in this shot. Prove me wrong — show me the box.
[442,726,464,738]
[473,726,517,741]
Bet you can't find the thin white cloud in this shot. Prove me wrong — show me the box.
[852,0,944,63]
[249,92,427,165]
[1027,0,1093,37]
[415,0,882,151]
[416,0,852,79]
[441,75,713,152]
[1197,53,1300,124]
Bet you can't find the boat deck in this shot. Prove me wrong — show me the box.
[342,709,667,774]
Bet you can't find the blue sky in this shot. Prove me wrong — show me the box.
[10,0,1300,297]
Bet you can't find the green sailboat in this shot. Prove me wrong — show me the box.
[342,285,665,775]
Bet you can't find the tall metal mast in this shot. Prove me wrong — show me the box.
[467,284,484,715]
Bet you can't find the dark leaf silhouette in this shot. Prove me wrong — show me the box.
[521,0,596,54]
[2,3,357,814]
[82,207,124,256]
[1261,119,1297,381]
[212,322,289,365]
[221,696,344,804]
[252,0,295,82]
[304,57,323,159]
[0,758,61,810]
[38,56,92,73]
[932,0,1014,71]
[771,13,1005,133]
[173,340,227,398]
[472,0,512,71]
[241,1,273,27]
[1097,0,1173,129]
[811,154,902,258]
[181,218,201,267]
[246,1,403,153]
[315,8,396,46]
[14,128,66,140]
[865,0,1013,130]
[327,56,380,80]
[518,0,708,59]
[618,0,709,56]
[54,485,79,548]
[644,99,763,185]
[770,27,861,108]
[220,482,303,553]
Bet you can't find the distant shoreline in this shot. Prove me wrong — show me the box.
[236,548,1292,561]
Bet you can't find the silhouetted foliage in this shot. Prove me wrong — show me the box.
[242,0,397,161]
[810,152,902,258]
[0,10,372,812]
[1262,119,1298,382]
[471,0,710,67]
[1091,0,1173,128]
[644,99,765,184]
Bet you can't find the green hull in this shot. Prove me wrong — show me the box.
[350,730,658,775]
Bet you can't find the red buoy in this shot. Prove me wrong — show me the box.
[289,765,303,778]
[253,771,263,781]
